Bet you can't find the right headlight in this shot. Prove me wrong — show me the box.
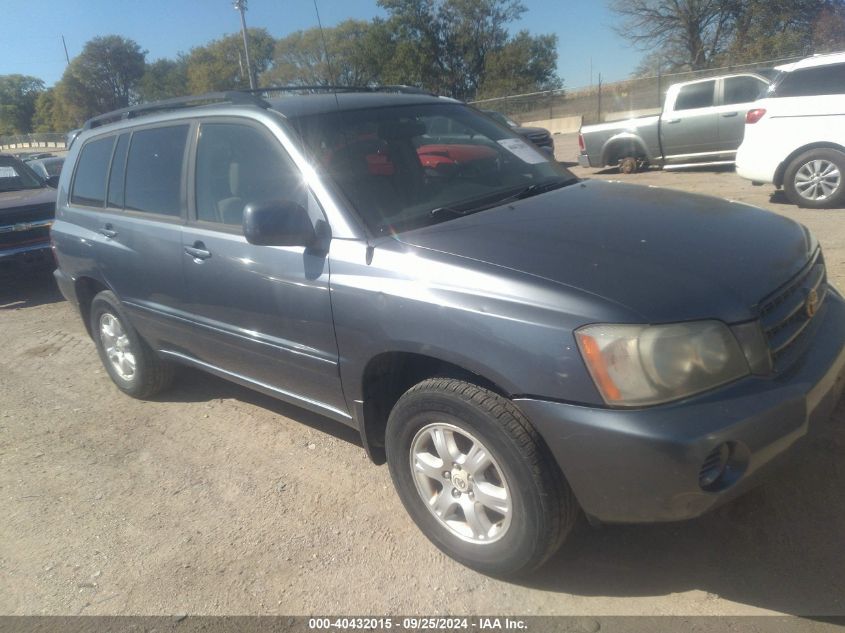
[575,320,751,407]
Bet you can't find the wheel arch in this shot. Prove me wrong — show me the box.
[356,351,511,464]
[774,142,845,188]
[601,134,650,167]
[74,276,110,338]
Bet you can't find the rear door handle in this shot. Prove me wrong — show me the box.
[98,225,117,239]
[185,242,212,260]
[721,112,739,118]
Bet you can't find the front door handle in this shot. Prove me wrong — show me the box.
[98,224,117,239]
[185,242,212,260]
[721,111,739,118]
[665,118,681,124]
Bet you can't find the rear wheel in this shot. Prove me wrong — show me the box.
[783,149,845,209]
[385,378,577,576]
[90,290,175,398]
[619,156,639,174]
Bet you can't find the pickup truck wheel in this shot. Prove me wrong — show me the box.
[385,378,577,576]
[90,290,175,398]
[783,149,845,209]
[619,156,639,174]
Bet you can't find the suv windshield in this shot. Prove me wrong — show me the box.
[288,103,576,234]
[0,156,44,193]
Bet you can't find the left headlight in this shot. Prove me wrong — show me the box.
[575,320,750,407]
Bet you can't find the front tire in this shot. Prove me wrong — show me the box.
[90,290,175,398]
[783,149,845,209]
[385,378,577,576]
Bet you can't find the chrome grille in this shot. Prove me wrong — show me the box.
[758,252,827,370]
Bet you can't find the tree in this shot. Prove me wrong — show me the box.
[62,35,146,116]
[0,75,44,135]
[374,0,559,100]
[609,0,736,70]
[813,3,845,52]
[727,0,845,61]
[261,20,388,86]
[477,32,562,98]
[31,88,57,132]
[138,57,189,102]
[186,29,274,93]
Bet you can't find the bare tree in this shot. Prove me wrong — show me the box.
[609,0,735,70]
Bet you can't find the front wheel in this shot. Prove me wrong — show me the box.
[385,378,577,576]
[783,149,845,209]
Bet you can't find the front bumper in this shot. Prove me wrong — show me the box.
[517,289,845,524]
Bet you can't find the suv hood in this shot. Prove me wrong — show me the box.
[395,180,813,323]
[0,186,55,212]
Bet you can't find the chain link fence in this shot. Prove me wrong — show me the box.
[470,54,810,128]
[0,133,67,152]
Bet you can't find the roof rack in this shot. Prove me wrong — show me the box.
[82,91,271,130]
[243,84,435,97]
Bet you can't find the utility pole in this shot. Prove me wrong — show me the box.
[233,0,256,90]
[61,35,70,64]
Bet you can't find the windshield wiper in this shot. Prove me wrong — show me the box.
[494,178,578,205]
[429,206,472,219]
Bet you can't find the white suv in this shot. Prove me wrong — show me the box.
[736,52,845,208]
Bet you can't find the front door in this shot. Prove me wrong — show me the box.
[179,119,347,419]
[661,79,720,162]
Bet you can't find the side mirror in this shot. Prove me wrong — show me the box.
[243,199,317,247]
[45,175,60,189]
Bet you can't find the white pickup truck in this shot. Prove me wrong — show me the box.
[578,72,771,173]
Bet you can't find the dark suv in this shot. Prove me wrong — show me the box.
[51,89,845,576]
[1,154,57,265]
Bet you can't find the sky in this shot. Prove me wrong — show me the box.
[2,0,640,92]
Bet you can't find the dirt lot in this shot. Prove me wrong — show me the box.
[2,146,845,617]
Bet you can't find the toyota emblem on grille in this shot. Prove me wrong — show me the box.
[805,288,820,319]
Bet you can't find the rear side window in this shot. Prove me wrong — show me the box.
[772,63,845,97]
[71,136,115,207]
[124,125,189,216]
[675,80,716,110]
[195,122,305,226]
[723,76,767,105]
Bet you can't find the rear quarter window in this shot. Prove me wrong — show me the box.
[772,63,845,97]
[71,136,115,207]
[124,125,189,217]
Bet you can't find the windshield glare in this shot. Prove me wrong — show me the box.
[0,158,44,192]
[289,103,575,233]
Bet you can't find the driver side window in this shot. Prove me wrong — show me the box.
[195,122,305,226]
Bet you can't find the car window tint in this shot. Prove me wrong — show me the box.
[124,125,188,216]
[107,133,130,208]
[195,122,305,226]
[71,136,115,207]
[773,63,845,97]
[675,81,716,110]
[723,76,767,105]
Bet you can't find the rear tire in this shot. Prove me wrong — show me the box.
[385,378,577,576]
[90,290,175,398]
[783,149,845,209]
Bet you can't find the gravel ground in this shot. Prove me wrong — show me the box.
[1,139,844,617]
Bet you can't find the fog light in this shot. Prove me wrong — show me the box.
[698,441,749,492]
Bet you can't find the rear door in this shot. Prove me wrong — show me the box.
[660,79,720,161]
[716,75,769,153]
[87,123,191,349]
[179,118,346,418]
